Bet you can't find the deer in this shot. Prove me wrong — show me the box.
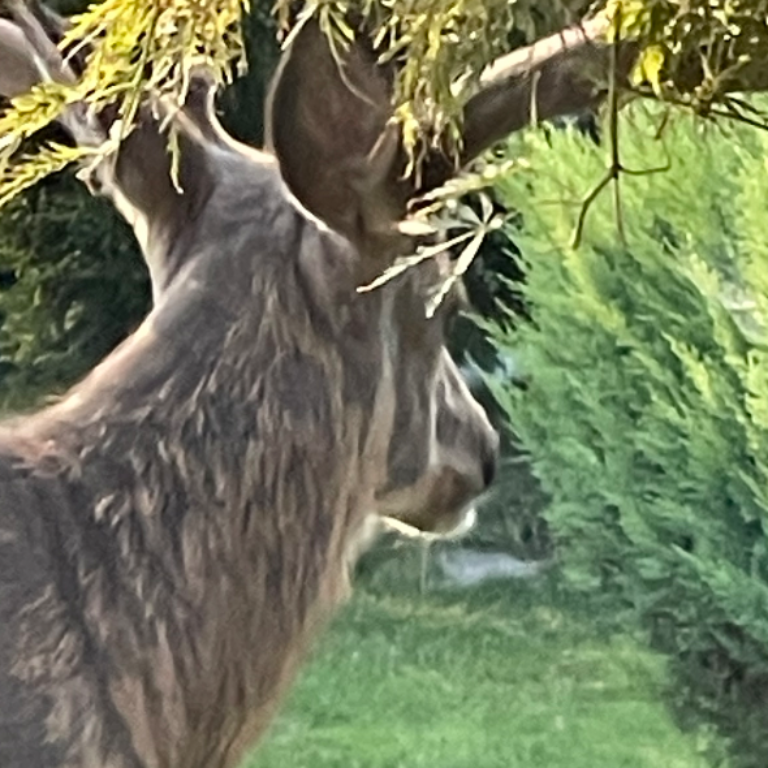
[0,2,625,766]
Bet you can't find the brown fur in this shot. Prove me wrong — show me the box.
[0,6,499,767]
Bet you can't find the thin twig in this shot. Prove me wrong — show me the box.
[571,8,623,248]
[571,171,612,248]
[608,11,625,248]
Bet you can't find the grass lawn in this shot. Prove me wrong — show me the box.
[242,571,722,768]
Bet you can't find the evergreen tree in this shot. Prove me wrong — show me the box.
[486,105,768,765]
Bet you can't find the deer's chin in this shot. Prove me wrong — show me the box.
[382,506,477,541]
[375,464,486,539]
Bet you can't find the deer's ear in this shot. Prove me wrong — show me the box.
[265,20,400,242]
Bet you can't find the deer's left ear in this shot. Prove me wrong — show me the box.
[265,19,404,243]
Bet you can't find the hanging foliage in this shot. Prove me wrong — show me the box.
[1,0,768,210]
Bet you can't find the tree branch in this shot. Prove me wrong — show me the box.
[460,17,637,165]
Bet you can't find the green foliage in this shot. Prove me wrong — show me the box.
[484,105,768,764]
[0,171,148,407]
[615,0,768,123]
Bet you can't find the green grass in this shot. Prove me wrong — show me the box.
[243,573,722,768]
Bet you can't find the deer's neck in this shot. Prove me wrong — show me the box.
[4,252,376,767]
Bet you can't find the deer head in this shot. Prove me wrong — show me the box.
[265,20,503,535]
[1,5,503,539]
[0,5,622,766]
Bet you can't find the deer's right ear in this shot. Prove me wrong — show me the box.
[265,20,401,242]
